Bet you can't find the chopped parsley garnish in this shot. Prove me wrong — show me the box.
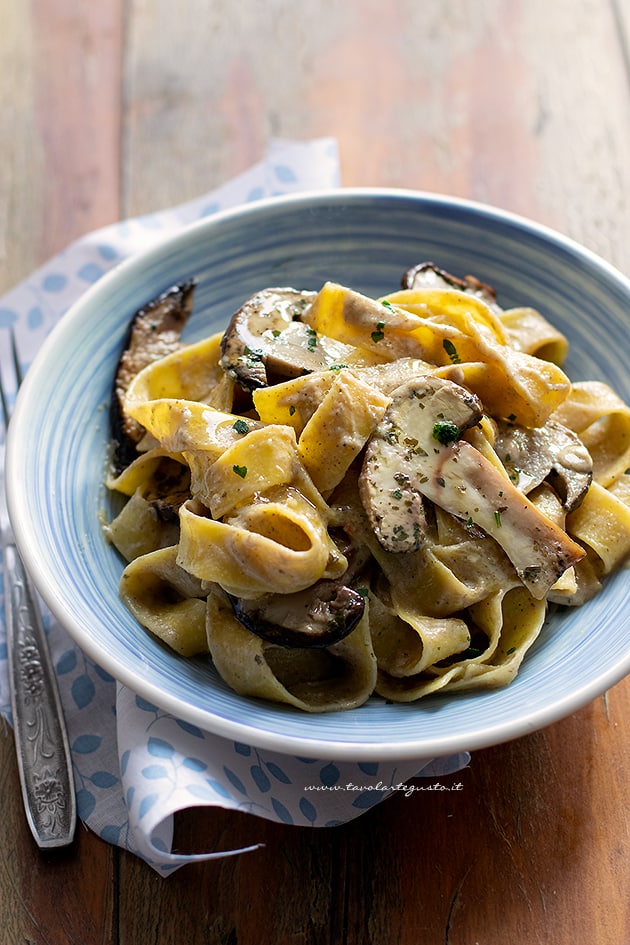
[243,345,264,361]
[371,321,386,343]
[442,339,461,364]
[463,646,485,659]
[232,465,248,479]
[289,405,296,416]
[494,510,502,527]
[391,489,403,500]
[432,419,460,445]
[232,419,249,435]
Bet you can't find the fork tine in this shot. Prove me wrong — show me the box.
[1,326,76,848]
[1,329,21,428]
[10,328,22,389]
[0,351,9,430]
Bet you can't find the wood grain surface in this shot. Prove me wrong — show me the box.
[1,2,630,943]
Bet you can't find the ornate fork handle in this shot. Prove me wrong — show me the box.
[4,541,76,847]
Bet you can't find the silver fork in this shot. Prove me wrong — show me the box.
[1,330,76,848]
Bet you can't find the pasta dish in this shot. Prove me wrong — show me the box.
[104,263,630,712]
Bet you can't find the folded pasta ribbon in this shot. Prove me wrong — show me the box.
[206,589,377,712]
[551,381,630,486]
[177,487,338,597]
[120,546,208,656]
[375,585,547,701]
[124,331,234,411]
[305,283,571,426]
[187,424,300,519]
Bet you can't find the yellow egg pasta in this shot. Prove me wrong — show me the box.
[206,588,377,712]
[105,267,630,712]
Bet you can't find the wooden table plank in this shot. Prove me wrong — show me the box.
[114,687,630,945]
[0,0,123,295]
[1,1,630,942]
[0,3,122,942]
[0,722,117,944]
[0,1,47,294]
[28,0,124,256]
[122,0,630,269]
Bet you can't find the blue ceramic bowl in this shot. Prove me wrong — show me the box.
[6,189,630,760]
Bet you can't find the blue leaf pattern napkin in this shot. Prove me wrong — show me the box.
[0,138,468,874]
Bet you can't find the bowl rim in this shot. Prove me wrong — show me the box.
[6,186,630,761]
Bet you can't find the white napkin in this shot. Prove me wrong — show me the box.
[0,138,468,875]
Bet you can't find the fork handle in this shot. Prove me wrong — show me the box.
[4,542,77,848]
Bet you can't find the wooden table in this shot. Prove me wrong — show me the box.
[2,2,630,942]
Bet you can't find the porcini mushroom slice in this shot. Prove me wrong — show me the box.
[401,262,501,313]
[110,279,196,474]
[359,375,483,553]
[219,287,352,391]
[228,581,366,648]
[494,420,593,512]
[360,375,585,599]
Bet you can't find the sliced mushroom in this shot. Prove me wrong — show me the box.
[359,376,483,553]
[227,531,371,649]
[360,375,585,599]
[401,261,501,314]
[110,279,196,474]
[227,580,366,648]
[219,287,353,391]
[140,455,192,523]
[494,420,593,512]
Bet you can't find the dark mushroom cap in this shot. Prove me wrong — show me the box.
[219,287,317,391]
[110,279,196,474]
[401,261,500,312]
[494,419,593,512]
[228,581,366,648]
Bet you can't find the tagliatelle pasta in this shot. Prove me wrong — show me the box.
[104,265,630,713]
[205,588,378,713]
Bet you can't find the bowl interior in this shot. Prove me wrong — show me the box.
[7,189,630,760]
